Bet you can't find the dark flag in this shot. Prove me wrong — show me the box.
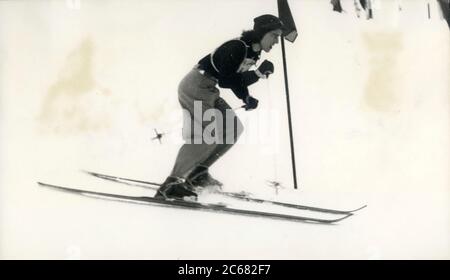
[437,0,450,29]
[277,0,298,43]
[330,0,343,13]
[359,0,367,9]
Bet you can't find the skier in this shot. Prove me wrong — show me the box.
[155,14,285,200]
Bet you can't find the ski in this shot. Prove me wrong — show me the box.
[38,182,353,224]
[82,170,367,215]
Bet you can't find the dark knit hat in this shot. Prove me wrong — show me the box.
[253,14,285,39]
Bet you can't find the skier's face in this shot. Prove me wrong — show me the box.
[260,29,282,52]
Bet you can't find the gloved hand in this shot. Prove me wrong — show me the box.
[243,95,259,111]
[256,60,274,79]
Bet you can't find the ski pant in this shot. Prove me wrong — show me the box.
[170,68,244,178]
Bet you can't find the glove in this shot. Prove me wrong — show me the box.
[256,60,274,79]
[243,95,259,111]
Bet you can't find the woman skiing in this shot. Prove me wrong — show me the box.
[155,14,285,200]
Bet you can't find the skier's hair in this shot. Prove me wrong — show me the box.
[240,30,260,44]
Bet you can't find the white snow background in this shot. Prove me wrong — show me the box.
[0,0,448,259]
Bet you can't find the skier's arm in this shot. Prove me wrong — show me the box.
[227,83,250,101]
[219,72,260,88]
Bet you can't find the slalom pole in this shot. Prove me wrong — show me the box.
[280,36,299,190]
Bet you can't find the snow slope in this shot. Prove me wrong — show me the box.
[0,0,448,259]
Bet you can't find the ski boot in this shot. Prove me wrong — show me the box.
[186,166,223,193]
[154,176,198,200]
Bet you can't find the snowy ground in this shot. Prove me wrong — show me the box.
[0,0,449,259]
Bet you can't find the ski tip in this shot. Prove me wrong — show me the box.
[37,181,51,187]
[37,182,68,193]
[80,170,116,181]
[37,181,69,190]
[38,182,87,196]
[350,204,368,213]
[37,181,59,189]
[328,213,354,224]
[80,169,97,176]
[81,170,110,180]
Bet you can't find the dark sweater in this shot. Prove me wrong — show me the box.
[197,38,262,101]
